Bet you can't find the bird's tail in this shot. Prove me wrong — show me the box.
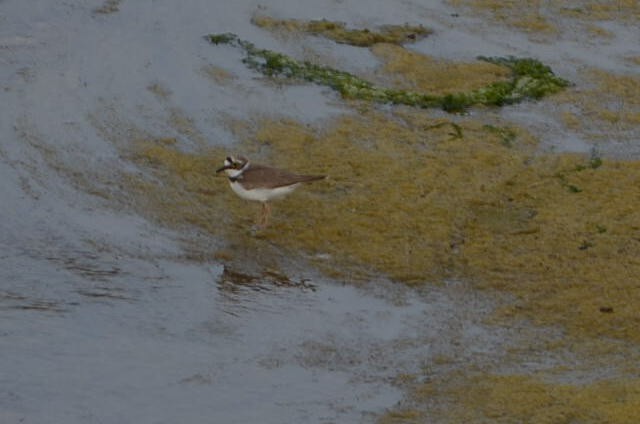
[299,174,326,183]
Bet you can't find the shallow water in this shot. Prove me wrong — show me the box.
[1,0,639,422]
[0,238,506,423]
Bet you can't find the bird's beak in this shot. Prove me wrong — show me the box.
[216,165,231,173]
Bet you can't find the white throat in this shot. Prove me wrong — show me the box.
[224,160,250,178]
[225,168,243,178]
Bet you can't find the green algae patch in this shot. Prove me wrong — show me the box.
[372,45,569,105]
[414,373,640,423]
[251,16,432,47]
[206,33,569,112]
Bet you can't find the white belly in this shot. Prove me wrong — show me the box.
[229,181,300,202]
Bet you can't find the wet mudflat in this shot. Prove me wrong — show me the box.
[1,0,640,423]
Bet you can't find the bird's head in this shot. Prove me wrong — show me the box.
[216,155,249,177]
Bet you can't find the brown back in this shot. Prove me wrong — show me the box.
[237,164,325,189]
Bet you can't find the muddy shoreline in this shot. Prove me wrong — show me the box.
[2,0,639,422]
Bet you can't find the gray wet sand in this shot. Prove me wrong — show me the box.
[1,0,639,423]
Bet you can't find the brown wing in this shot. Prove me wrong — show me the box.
[239,164,325,189]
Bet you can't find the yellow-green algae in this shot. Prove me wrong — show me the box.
[206,33,569,112]
[448,0,640,38]
[200,64,236,85]
[370,43,512,95]
[557,69,640,143]
[94,0,121,14]
[399,373,640,423]
[449,0,558,35]
[251,16,432,47]
[124,111,640,345]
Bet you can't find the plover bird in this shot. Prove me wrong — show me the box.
[216,155,325,228]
